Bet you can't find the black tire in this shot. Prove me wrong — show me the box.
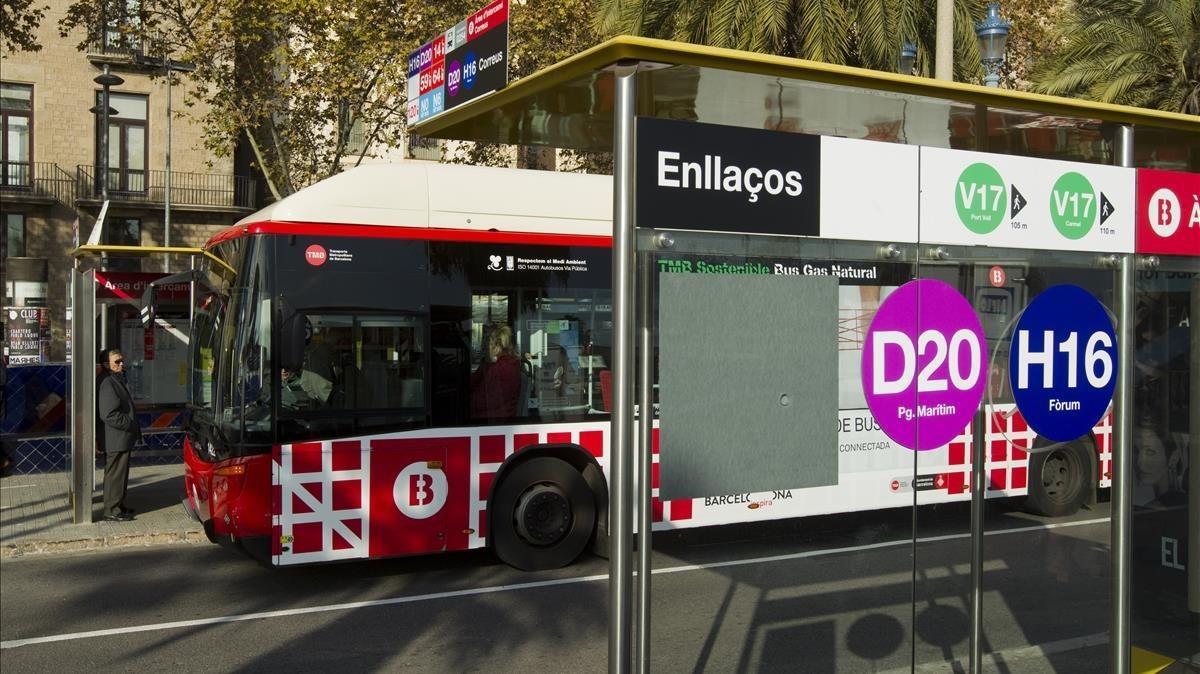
[491,457,596,571]
[1024,440,1091,517]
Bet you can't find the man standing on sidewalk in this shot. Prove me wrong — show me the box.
[98,348,141,521]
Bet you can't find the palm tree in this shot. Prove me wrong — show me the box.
[593,0,986,81]
[1031,0,1199,114]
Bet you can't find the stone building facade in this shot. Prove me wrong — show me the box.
[1,0,257,361]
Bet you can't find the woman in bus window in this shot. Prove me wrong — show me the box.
[470,325,521,419]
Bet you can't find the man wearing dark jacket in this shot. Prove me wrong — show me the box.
[98,348,141,521]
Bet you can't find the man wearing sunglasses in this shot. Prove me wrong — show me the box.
[98,348,142,521]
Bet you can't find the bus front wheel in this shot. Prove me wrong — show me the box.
[491,457,596,571]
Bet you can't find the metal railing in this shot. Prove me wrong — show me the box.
[85,26,167,61]
[0,162,77,204]
[76,165,257,209]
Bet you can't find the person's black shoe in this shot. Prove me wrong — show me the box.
[119,506,136,515]
[103,513,134,522]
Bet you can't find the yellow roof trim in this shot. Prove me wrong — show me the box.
[71,244,235,274]
[413,35,1200,139]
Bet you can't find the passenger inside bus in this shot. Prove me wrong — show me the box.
[280,366,332,410]
[470,325,524,419]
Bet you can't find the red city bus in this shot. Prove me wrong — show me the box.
[182,162,1112,570]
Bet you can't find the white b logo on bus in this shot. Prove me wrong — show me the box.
[393,463,447,520]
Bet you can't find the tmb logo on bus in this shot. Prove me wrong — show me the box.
[305,244,328,267]
[393,462,448,519]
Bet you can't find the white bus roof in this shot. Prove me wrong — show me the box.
[238,162,613,237]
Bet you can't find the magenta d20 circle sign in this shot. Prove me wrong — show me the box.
[861,279,987,451]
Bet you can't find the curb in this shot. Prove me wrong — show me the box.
[1,529,207,559]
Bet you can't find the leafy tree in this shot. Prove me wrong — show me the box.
[1,0,48,52]
[61,0,487,199]
[1031,0,1199,114]
[594,0,985,82]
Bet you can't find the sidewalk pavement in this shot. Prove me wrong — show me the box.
[0,464,206,558]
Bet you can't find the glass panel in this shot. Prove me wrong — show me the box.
[125,125,145,191]
[5,213,25,257]
[108,92,148,121]
[913,248,1118,669]
[275,235,431,441]
[5,116,29,161]
[0,83,32,111]
[646,231,918,671]
[1131,259,1199,661]
[286,313,346,411]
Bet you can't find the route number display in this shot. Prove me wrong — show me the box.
[1009,285,1117,442]
[862,279,987,451]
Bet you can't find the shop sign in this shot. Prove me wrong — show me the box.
[5,307,51,365]
[95,272,189,302]
[1136,168,1200,257]
[920,147,1134,253]
[1009,285,1116,442]
[861,279,987,451]
[635,117,918,243]
[407,0,508,125]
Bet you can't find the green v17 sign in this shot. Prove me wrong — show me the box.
[920,147,1134,253]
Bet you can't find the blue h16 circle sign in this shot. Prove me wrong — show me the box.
[1009,285,1117,442]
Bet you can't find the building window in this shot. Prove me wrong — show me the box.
[4,213,25,257]
[104,217,141,270]
[338,101,366,156]
[406,134,440,161]
[107,216,140,245]
[102,0,143,52]
[95,91,148,194]
[1,83,33,188]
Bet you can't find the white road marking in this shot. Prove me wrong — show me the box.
[0,517,1110,650]
[0,485,39,490]
[886,630,1110,673]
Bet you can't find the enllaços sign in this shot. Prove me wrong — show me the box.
[861,279,987,451]
[1009,285,1117,442]
[1136,168,1200,257]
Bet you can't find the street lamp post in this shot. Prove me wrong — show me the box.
[898,41,917,75]
[161,58,196,272]
[975,2,1011,88]
[91,65,124,201]
[136,49,196,271]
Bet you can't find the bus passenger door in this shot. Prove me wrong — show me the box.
[369,436,471,557]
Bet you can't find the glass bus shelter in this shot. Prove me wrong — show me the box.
[415,37,1198,673]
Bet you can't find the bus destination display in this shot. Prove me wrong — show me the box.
[407,0,509,126]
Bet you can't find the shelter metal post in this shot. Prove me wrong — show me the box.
[636,250,653,673]
[1111,123,1134,674]
[70,268,97,524]
[1190,277,1199,614]
[609,61,638,674]
[969,409,985,673]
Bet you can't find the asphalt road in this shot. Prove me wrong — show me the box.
[1,501,1114,672]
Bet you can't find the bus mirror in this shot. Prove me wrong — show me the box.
[279,301,306,371]
[140,269,196,326]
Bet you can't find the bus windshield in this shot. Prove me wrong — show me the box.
[190,237,273,458]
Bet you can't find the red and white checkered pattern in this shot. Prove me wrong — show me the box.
[942,404,1112,497]
[273,440,371,565]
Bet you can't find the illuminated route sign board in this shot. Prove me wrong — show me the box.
[407,0,509,126]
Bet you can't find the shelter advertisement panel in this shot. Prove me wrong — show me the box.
[636,117,918,243]
[920,146,1135,253]
[1136,168,1200,257]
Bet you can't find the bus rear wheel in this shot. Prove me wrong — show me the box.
[1024,441,1091,518]
[491,457,596,571]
